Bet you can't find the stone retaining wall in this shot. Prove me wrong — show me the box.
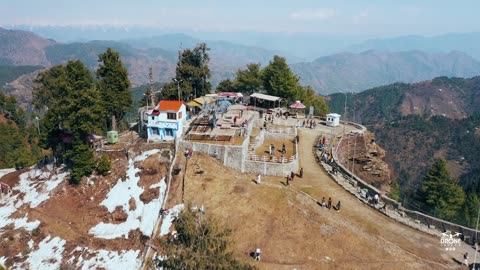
[328,123,480,244]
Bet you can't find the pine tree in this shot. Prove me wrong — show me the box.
[175,43,211,100]
[420,158,465,220]
[234,63,263,95]
[262,55,300,100]
[216,79,235,92]
[33,60,107,182]
[154,209,256,270]
[66,139,95,184]
[96,48,132,129]
[96,155,111,176]
[390,180,401,201]
[463,192,480,228]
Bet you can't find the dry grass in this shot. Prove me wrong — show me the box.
[164,152,450,270]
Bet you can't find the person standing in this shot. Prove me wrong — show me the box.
[374,194,379,204]
[282,143,286,154]
[299,168,304,178]
[290,171,295,182]
[328,197,332,209]
[254,248,261,261]
[463,252,468,266]
[268,144,273,155]
[321,197,326,207]
[257,174,262,185]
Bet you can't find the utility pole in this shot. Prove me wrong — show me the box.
[173,78,183,101]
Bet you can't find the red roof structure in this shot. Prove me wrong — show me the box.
[158,100,184,111]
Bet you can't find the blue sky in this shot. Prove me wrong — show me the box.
[1,0,479,36]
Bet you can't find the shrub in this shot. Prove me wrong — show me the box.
[96,155,111,176]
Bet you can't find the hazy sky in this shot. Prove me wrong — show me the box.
[1,0,479,36]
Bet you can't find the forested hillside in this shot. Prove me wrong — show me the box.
[0,91,43,168]
[327,76,480,226]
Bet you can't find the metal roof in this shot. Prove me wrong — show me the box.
[250,93,282,102]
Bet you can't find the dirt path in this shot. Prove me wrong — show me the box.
[169,124,472,269]
[295,127,465,268]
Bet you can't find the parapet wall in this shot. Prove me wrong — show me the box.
[179,116,298,176]
[329,122,479,244]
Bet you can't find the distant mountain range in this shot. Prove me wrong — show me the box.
[292,50,480,94]
[2,26,480,103]
[347,32,480,60]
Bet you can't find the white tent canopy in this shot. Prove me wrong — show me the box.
[250,93,282,102]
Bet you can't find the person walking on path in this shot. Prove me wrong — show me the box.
[462,252,468,266]
[328,197,332,209]
[335,200,341,211]
[286,175,290,186]
[290,171,295,182]
[321,197,326,207]
[269,144,273,155]
[299,168,304,178]
[257,174,262,185]
[282,143,286,154]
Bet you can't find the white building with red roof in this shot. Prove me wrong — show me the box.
[146,100,187,141]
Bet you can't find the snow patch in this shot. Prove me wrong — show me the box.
[15,169,68,208]
[160,204,184,236]
[89,149,167,239]
[14,215,40,231]
[134,149,160,162]
[149,177,166,189]
[26,235,66,270]
[70,247,141,270]
[0,167,67,231]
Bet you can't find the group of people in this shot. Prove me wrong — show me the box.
[268,143,287,156]
[286,168,303,185]
[320,196,342,211]
[301,119,317,129]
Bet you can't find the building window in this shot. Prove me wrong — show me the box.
[151,116,155,120]
[167,113,176,120]
[178,111,182,119]
[153,128,159,135]
[166,129,173,136]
